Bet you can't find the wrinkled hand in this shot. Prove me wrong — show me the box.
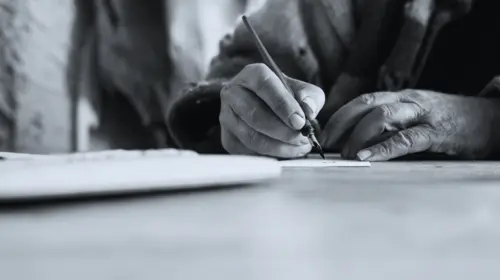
[320,89,500,161]
[219,63,325,158]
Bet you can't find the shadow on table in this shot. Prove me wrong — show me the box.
[0,182,264,212]
[394,152,500,161]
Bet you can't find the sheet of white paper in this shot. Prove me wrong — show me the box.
[279,153,371,167]
[0,153,282,200]
[279,159,370,167]
[0,152,50,160]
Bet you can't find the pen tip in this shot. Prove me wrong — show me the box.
[318,147,325,160]
[310,135,325,160]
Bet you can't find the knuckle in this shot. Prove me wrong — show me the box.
[254,62,269,72]
[302,85,325,108]
[248,67,275,93]
[393,131,416,148]
[315,87,326,107]
[259,73,275,89]
[376,104,394,118]
[394,128,430,149]
[242,63,256,73]
[410,103,424,118]
[402,89,424,100]
[220,83,232,99]
[371,91,390,100]
[377,142,392,157]
[358,93,374,105]
[243,63,268,75]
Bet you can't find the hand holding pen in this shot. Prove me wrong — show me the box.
[219,15,326,159]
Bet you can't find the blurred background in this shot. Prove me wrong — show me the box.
[0,0,266,154]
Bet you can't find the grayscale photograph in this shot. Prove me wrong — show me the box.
[1,0,500,279]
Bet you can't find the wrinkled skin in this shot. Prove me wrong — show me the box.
[320,90,500,161]
[220,63,500,161]
[217,0,492,161]
[219,63,325,158]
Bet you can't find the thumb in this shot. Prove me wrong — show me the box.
[286,76,325,120]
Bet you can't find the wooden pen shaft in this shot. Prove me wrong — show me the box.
[241,15,325,158]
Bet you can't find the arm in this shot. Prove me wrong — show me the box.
[165,0,325,153]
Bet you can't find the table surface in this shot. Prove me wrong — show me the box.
[2,159,500,280]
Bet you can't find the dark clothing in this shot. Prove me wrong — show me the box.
[164,0,500,153]
[418,0,500,96]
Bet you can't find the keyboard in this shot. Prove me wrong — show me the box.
[0,149,281,201]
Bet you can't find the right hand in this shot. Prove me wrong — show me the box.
[219,63,325,158]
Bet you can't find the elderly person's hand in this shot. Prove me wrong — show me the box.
[320,89,500,161]
[219,63,325,158]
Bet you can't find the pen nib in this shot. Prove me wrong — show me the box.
[309,135,325,160]
[317,146,325,160]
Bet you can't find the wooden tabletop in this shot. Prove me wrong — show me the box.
[2,160,500,280]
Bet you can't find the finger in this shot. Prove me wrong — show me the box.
[340,131,397,158]
[220,126,257,155]
[320,91,405,148]
[342,103,423,159]
[356,125,433,161]
[233,63,306,130]
[221,84,309,145]
[286,76,325,119]
[220,104,312,158]
[365,131,397,149]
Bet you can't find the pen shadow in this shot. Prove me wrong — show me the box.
[0,183,260,212]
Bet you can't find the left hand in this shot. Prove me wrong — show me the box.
[320,89,500,161]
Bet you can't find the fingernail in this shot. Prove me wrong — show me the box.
[289,113,305,130]
[302,97,317,115]
[357,150,372,161]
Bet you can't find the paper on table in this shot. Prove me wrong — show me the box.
[279,153,371,167]
[0,154,282,200]
[0,152,50,160]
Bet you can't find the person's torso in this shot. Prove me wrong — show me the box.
[306,0,500,96]
[418,0,500,96]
